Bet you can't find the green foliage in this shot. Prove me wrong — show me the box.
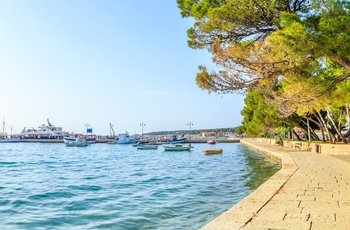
[241,90,282,136]
[178,0,350,140]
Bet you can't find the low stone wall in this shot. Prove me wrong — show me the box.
[256,138,350,155]
[201,139,297,229]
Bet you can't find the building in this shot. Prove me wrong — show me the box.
[202,132,216,138]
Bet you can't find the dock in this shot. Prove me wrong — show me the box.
[202,138,350,229]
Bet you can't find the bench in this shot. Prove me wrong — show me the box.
[275,140,283,146]
[292,142,302,150]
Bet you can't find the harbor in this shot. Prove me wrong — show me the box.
[18,137,240,144]
[0,141,279,229]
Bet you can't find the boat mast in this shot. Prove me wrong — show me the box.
[109,123,115,138]
[2,118,4,136]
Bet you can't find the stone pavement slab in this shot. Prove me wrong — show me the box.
[201,139,350,230]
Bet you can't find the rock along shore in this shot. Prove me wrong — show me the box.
[201,138,350,230]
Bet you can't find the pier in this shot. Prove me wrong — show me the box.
[202,138,350,229]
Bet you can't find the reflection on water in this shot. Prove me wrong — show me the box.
[238,145,282,190]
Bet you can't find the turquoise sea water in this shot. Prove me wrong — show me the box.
[0,142,280,230]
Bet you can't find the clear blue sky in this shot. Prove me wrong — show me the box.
[0,1,244,135]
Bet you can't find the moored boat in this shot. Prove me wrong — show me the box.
[207,139,216,145]
[107,123,135,144]
[163,144,193,151]
[64,136,88,147]
[203,149,223,155]
[115,132,136,144]
[137,143,158,150]
[161,135,187,144]
[21,119,67,139]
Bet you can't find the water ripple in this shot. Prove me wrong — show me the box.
[0,142,280,229]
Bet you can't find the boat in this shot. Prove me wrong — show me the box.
[115,132,136,144]
[132,141,149,147]
[207,139,216,145]
[0,119,20,143]
[64,136,88,147]
[85,134,97,144]
[107,123,136,144]
[203,149,223,155]
[163,144,193,151]
[162,135,187,144]
[137,144,158,150]
[21,119,67,139]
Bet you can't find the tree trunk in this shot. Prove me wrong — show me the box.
[337,56,350,72]
[317,111,334,144]
[326,107,347,143]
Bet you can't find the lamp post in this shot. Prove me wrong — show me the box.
[140,122,146,140]
[187,122,193,140]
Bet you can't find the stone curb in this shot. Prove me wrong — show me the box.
[201,139,298,229]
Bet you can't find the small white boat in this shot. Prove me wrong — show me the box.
[207,140,216,145]
[163,144,193,151]
[137,144,158,150]
[64,136,88,147]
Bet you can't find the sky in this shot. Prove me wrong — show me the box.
[0,1,244,135]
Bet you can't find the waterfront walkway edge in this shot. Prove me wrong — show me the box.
[201,138,350,229]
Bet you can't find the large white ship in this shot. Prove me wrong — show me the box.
[21,119,67,139]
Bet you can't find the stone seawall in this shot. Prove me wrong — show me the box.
[257,138,350,155]
[201,139,297,229]
[201,138,350,229]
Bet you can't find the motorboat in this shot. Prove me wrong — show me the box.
[21,119,67,139]
[163,144,193,151]
[203,149,223,155]
[64,136,88,147]
[137,143,158,150]
[207,140,216,145]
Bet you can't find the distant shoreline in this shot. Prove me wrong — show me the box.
[18,138,241,144]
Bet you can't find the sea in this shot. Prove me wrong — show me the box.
[0,142,281,230]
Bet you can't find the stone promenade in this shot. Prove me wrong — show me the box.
[201,138,350,230]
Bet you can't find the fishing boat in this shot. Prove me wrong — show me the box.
[115,132,136,144]
[161,135,187,144]
[64,136,88,147]
[203,149,223,155]
[163,144,193,151]
[107,123,135,144]
[0,119,20,143]
[207,139,216,145]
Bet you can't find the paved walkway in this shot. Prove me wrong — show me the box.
[201,139,350,230]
